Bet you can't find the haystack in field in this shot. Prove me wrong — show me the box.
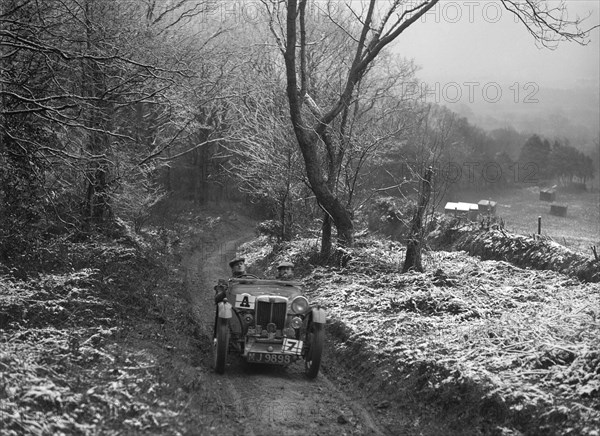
[540,188,556,202]
[477,200,497,215]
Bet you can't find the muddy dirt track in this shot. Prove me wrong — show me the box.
[179,216,391,436]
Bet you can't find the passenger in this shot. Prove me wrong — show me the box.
[276,261,294,280]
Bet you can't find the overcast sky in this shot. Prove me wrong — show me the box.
[392,0,600,92]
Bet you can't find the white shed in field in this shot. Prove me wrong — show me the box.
[444,202,479,220]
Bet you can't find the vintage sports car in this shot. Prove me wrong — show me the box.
[212,277,326,378]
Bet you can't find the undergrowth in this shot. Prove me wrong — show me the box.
[0,228,187,435]
[242,235,600,436]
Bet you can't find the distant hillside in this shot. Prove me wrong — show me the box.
[450,85,599,147]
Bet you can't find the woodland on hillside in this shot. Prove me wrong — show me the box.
[2,0,598,270]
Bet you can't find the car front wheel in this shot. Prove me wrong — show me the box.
[213,318,229,374]
[304,322,324,379]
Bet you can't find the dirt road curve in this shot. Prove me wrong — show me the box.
[181,217,390,436]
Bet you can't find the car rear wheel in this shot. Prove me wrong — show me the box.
[304,322,324,379]
[213,318,229,374]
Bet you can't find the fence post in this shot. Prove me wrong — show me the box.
[538,216,542,235]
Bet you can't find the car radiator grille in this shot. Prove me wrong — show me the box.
[256,301,287,330]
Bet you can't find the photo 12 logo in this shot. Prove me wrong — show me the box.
[200,0,547,26]
[415,1,522,24]
[402,81,540,105]
[396,161,539,184]
[198,0,342,24]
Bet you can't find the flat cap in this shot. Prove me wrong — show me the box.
[277,261,294,269]
[228,257,245,268]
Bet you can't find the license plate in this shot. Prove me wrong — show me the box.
[247,352,292,365]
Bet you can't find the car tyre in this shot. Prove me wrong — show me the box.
[213,318,229,374]
[304,322,324,379]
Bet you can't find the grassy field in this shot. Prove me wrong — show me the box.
[452,187,600,254]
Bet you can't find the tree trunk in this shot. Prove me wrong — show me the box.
[403,166,433,273]
[82,0,111,226]
[287,124,354,245]
[280,194,288,241]
[85,162,111,222]
[284,0,354,247]
[321,213,332,259]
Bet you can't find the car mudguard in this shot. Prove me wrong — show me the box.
[217,301,233,319]
[311,306,326,324]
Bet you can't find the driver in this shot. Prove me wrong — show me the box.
[214,257,247,303]
[229,257,247,278]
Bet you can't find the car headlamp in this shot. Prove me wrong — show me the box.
[291,296,309,314]
[290,316,303,329]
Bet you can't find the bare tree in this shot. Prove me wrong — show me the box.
[401,105,458,271]
[1,0,236,234]
[403,165,433,272]
[226,75,304,240]
[270,0,597,248]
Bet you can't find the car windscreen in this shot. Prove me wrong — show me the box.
[229,283,302,298]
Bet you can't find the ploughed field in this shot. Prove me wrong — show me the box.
[243,236,600,435]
